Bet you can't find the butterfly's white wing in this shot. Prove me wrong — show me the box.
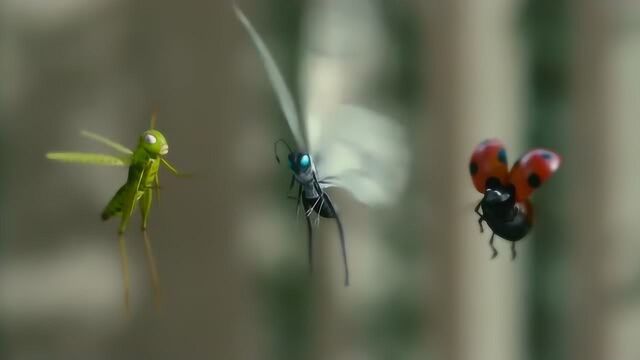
[311,105,409,206]
[300,1,409,206]
[234,5,307,149]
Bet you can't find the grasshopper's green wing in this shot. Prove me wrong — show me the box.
[81,130,133,155]
[46,152,130,166]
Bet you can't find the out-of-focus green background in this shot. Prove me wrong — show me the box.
[1,0,640,359]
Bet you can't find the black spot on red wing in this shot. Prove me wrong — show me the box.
[528,173,541,188]
[498,149,507,164]
[469,162,478,175]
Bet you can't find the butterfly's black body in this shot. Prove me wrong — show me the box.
[303,192,338,218]
[283,151,349,285]
[475,180,531,259]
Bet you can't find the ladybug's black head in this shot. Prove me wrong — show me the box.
[482,178,515,206]
[484,188,512,205]
[481,182,517,221]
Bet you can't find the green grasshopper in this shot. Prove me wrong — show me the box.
[46,113,185,314]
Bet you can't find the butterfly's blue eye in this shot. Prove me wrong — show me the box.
[299,154,310,169]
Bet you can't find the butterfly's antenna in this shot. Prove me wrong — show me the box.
[274,138,293,163]
[150,110,158,129]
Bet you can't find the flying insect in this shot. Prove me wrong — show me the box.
[469,139,561,259]
[235,6,409,285]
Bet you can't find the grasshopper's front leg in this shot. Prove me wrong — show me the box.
[161,158,190,177]
[140,188,162,310]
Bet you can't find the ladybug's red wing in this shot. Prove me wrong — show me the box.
[469,139,509,193]
[509,149,561,202]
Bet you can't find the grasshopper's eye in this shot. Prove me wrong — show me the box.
[299,154,310,169]
[144,134,157,144]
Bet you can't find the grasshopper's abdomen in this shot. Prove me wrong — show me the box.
[101,156,159,221]
[102,185,127,220]
[143,158,160,188]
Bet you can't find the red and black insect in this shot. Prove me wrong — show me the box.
[469,139,561,259]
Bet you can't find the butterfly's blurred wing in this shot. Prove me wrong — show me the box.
[312,105,409,206]
[234,5,307,149]
[81,130,133,155]
[46,152,130,166]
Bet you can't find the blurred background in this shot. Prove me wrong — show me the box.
[1,0,640,359]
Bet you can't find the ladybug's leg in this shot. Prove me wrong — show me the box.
[508,205,519,222]
[474,202,485,233]
[489,233,498,259]
[511,242,517,260]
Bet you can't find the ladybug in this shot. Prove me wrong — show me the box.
[469,139,561,259]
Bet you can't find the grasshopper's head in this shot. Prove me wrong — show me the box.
[140,129,169,156]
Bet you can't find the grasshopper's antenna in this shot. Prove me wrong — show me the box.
[150,110,158,130]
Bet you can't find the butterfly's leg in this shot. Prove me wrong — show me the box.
[306,196,322,217]
[295,186,303,224]
[511,242,517,260]
[306,214,314,274]
[141,189,162,310]
[475,202,484,233]
[287,175,298,200]
[489,232,498,259]
[314,197,325,227]
[326,195,349,286]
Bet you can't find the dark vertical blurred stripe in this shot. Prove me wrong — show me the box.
[567,1,612,360]
[0,129,6,358]
[521,1,571,359]
[420,1,467,359]
[367,2,424,359]
[261,2,314,359]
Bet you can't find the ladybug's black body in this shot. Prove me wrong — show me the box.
[475,180,531,259]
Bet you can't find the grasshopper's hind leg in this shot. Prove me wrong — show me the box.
[141,189,162,310]
[118,233,131,317]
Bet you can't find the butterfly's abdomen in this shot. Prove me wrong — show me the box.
[303,192,336,218]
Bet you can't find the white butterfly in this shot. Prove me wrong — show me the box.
[235,5,409,285]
